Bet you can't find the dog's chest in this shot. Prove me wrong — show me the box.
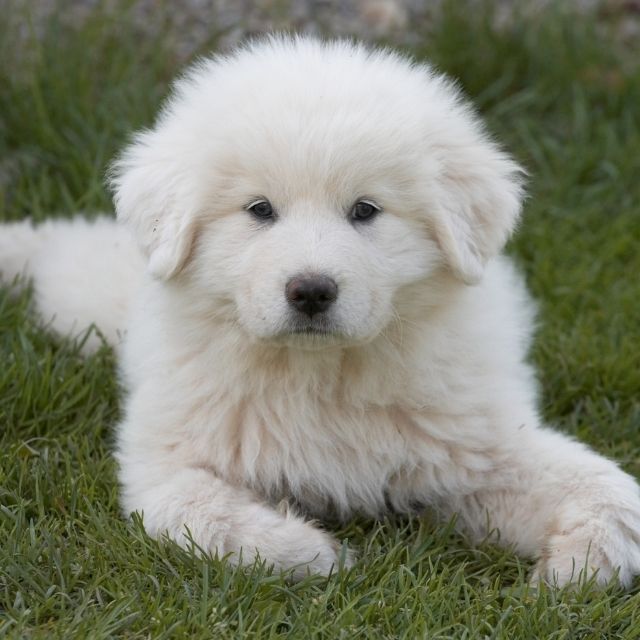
[186,395,433,517]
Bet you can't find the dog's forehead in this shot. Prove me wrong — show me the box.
[202,72,422,145]
[175,41,453,150]
[163,40,460,205]
[208,114,426,207]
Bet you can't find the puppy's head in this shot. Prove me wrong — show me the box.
[111,37,523,347]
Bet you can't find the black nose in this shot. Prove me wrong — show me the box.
[285,275,338,317]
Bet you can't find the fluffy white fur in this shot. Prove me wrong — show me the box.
[2,36,640,586]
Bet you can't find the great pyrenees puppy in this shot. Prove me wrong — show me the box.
[2,36,640,586]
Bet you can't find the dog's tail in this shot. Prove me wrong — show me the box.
[0,216,144,352]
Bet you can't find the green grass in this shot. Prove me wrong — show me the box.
[1,1,640,637]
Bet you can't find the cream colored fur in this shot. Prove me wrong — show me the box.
[2,36,639,586]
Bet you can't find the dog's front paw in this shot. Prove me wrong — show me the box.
[271,517,352,580]
[232,504,353,580]
[533,504,640,587]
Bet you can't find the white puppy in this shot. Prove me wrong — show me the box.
[2,36,640,585]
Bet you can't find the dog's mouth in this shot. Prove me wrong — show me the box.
[267,316,347,349]
[289,327,332,335]
[285,313,337,335]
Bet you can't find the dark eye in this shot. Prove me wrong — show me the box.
[351,200,380,222]
[247,200,275,220]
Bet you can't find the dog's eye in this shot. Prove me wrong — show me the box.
[247,200,275,220]
[351,200,380,222]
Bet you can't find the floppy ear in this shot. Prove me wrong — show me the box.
[110,130,198,280]
[431,139,525,285]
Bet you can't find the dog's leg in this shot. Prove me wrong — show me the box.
[438,426,640,586]
[117,462,345,579]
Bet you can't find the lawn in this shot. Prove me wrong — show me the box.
[1,2,640,638]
